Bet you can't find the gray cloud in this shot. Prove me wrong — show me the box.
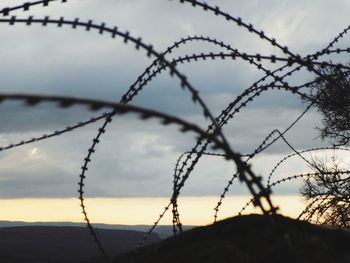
[0,0,348,198]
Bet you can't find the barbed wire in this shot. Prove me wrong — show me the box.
[0,1,349,261]
[167,40,346,231]
[212,129,313,222]
[141,58,350,244]
[0,35,315,153]
[208,22,350,225]
[267,147,350,187]
[168,52,346,233]
[0,91,274,255]
[0,14,288,258]
[238,170,350,216]
[0,16,240,260]
[0,0,67,17]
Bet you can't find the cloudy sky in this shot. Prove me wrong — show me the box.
[0,0,349,224]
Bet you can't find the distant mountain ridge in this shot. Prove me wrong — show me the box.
[0,225,160,263]
[0,220,195,238]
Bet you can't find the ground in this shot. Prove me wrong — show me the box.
[114,214,350,263]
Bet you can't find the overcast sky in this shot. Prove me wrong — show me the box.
[0,0,349,200]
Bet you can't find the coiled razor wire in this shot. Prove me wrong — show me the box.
[0,1,349,262]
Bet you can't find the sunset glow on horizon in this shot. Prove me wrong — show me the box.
[0,195,305,225]
[0,0,347,236]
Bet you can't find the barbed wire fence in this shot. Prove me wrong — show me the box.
[0,1,349,262]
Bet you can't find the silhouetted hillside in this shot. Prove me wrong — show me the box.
[114,214,350,263]
[0,226,159,263]
[0,221,194,239]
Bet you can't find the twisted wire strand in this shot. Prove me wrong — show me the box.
[0,94,240,153]
[0,16,236,261]
[3,42,348,155]
[164,39,319,231]
[175,1,349,80]
[177,23,350,226]
[0,0,350,153]
[1,2,350,259]
[212,129,314,222]
[0,28,322,250]
[136,201,172,248]
[148,47,350,241]
[267,147,350,187]
[141,61,350,244]
[75,37,310,250]
[134,56,350,231]
[0,35,311,153]
[0,92,272,252]
[238,174,307,216]
[0,16,221,130]
[169,52,332,231]
[3,0,349,167]
[170,64,302,232]
[238,170,350,216]
[175,0,350,75]
[4,49,343,155]
[0,0,67,17]
[211,79,334,223]
[70,32,320,239]
[172,0,297,59]
[0,112,109,152]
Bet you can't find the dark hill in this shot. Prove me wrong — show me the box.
[0,226,159,263]
[114,214,350,263]
[0,221,194,239]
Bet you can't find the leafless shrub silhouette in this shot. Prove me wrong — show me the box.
[299,155,350,227]
[0,1,349,262]
[305,65,350,146]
